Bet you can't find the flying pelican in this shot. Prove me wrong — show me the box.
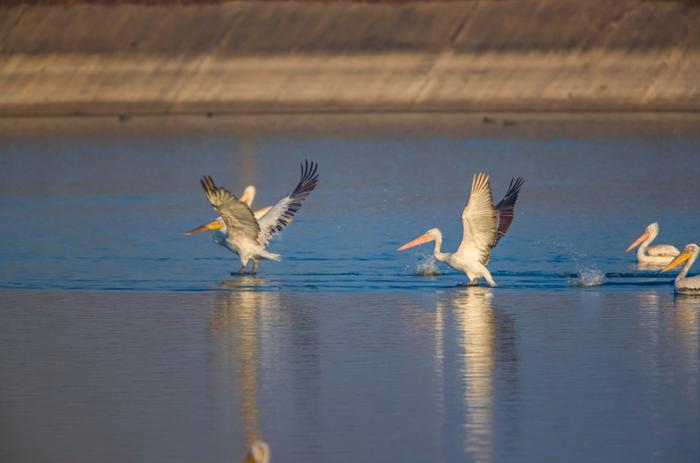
[660,243,700,294]
[186,160,319,274]
[626,222,679,265]
[243,440,270,463]
[396,172,523,287]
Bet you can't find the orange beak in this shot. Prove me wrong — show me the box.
[660,251,691,273]
[185,219,222,236]
[626,230,650,252]
[396,233,433,251]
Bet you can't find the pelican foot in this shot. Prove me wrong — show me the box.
[230,265,247,276]
[457,281,478,287]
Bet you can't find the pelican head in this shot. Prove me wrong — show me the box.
[184,216,225,236]
[626,222,659,252]
[243,440,270,463]
[240,185,256,207]
[661,243,699,273]
[396,228,441,251]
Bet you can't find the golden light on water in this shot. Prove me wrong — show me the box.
[453,287,496,463]
[665,297,700,386]
[211,278,278,447]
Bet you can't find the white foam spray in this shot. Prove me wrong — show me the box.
[569,265,605,287]
[415,255,440,276]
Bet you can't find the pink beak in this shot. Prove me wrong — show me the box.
[626,230,650,252]
[396,233,433,252]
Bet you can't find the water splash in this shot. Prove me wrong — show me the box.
[545,241,606,287]
[569,266,605,287]
[415,255,440,276]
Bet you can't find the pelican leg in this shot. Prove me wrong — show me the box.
[231,263,247,275]
[251,259,258,274]
[482,270,497,287]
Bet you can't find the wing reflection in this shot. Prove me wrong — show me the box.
[209,277,278,447]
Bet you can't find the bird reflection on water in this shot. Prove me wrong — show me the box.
[435,287,518,463]
[209,276,277,455]
[665,296,700,377]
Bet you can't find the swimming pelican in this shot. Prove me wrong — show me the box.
[187,160,319,274]
[243,440,270,463]
[626,222,679,265]
[396,172,523,287]
[660,243,700,294]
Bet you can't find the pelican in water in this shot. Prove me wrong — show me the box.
[660,243,700,294]
[243,440,270,463]
[187,160,319,274]
[626,222,679,265]
[396,172,523,287]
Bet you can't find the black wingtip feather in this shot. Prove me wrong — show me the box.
[292,160,319,197]
[496,176,524,210]
[200,175,217,195]
[259,160,319,242]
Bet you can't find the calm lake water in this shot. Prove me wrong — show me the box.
[1,115,699,462]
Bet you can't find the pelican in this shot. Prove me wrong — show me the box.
[187,160,319,274]
[396,172,523,287]
[626,222,679,265]
[660,243,700,294]
[186,186,271,238]
[243,440,270,463]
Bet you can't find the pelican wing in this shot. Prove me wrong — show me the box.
[647,244,680,257]
[257,160,319,246]
[494,177,524,245]
[254,206,272,220]
[200,176,260,242]
[457,172,498,264]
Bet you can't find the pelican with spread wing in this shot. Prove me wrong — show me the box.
[397,172,523,287]
[186,161,319,274]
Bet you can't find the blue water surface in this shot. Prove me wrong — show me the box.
[0,116,699,463]
[1,128,698,291]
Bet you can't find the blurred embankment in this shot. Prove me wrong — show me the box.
[0,0,699,116]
